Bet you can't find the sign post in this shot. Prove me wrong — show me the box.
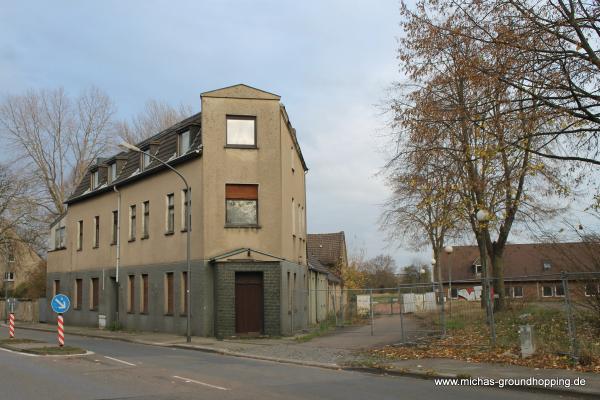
[51,294,70,347]
[8,312,15,338]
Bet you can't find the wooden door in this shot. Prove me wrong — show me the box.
[235,272,263,334]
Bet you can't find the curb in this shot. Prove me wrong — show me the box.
[12,324,600,398]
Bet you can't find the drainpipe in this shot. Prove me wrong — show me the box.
[114,186,121,327]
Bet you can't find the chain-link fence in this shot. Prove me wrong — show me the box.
[305,272,600,363]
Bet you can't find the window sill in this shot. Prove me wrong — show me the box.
[77,248,82,252]
[224,145,258,150]
[164,313,174,317]
[110,242,117,246]
[141,235,149,240]
[225,224,261,229]
[180,228,189,233]
[140,312,149,315]
[128,238,136,243]
[92,245,99,249]
[49,247,67,252]
[164,231,174,236]
[90,308,98,312]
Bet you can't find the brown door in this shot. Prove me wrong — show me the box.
[235,272,263,334]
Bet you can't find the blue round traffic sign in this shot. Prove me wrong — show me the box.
[51,294,71,314]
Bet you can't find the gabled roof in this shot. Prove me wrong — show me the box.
[201,84,281,100]
[439,242,600,282]
[67,113,202,204]
[307,232,348,269]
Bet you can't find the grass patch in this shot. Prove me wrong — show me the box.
[0,338,42,345]
[23,346,85,355]
[295,321,335,343]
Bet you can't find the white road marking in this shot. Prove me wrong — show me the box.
[104,355,136,366]
[172,375,229,391]
[0,346,38,357]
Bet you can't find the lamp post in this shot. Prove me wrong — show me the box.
[119,141,193,343]
[476,208,495,347]
[444,245,454,316]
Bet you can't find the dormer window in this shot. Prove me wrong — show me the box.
[141,151,151,170]
[90,170,99,189]
[109,162,117,183]
[178,130,191,155]
[226,116,256,147]
[472,264,482,274]
[543,260,552,271]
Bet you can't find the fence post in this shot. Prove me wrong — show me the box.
[398,288,406,343]
[332,289,338,327]
[562,272,578,363]
[340,289,345,327]
[369,288,374,336]
[439,282,446,337]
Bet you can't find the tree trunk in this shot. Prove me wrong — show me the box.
[492,249,505,311]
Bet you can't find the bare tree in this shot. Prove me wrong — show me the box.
[0,87,115,216]
[116,99,193,143]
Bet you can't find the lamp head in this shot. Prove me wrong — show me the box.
[444,245,454,254]
[476,209,490,222]
[118,141,141,152]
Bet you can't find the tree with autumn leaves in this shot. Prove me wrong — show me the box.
[382,0,583,309]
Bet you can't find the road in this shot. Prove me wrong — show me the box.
[0,329,579,400]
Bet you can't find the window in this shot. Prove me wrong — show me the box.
[292,198,296,235]
[585,283,599,296]
[90,278,99,311]
[226,116,256,146]
[165,272,174,315]
[109,162,117,183]
[181,271,188,315]
[129,205,136,241]
[178,130,191,155]
[542,285,553,297]
[77,220,83,250]
[166,194,175,233]
[450,288,458,299]
[291,146,295,172]
[181,189,190,231]
[505,287,511,297]
[141,274,149,314]
[75,279,83,310]
[543,260,552,271]
[513,286,523,298]
[112,210,118,245]
[142,201,150,239]
[555,284,565,297]
[53,280,60,297]
[54,225,66,250]
[91,170,99,189]
[3,272,14,282]
[93,216,100,248]
[472,264,482,274]
[141,151,151,170]
[6,243,15,262]
[225,184,258,226]
[128,275,135,313]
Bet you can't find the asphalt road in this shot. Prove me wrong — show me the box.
[0,329,580,400]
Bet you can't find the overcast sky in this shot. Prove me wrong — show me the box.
[0,0,434,267]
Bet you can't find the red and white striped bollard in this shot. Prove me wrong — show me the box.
[8,313,15,338]
[57,314,65,347]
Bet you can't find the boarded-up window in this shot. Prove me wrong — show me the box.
[225,184,258,226]
[75,279,82,309]
[93,216,100,248]
[54,280,61,297]
[165,272,174,315]
[141,274,149,314]
[226,116,256,146]
[90,278,99,310]
[129,205,136,240]
[77,220,83,250]
[166,194,174,233]
[128,275,135,313]
[143,201,150,238]
[112,210,118,244]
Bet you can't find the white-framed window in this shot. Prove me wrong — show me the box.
[473,264,482,274]
[109,162,117,183]
[54,225,66,250]
[542,285,553,297]
[91,170,99,189]
[555,284,565,297]
[93,216,100,248]
[141,151,151,170]
[3,272,15,282]
[449,287,459,299]
[129,205,136,240]
[585,283,599,296]
[543,260,552,271]
[226,116,256,147]
[178,130,190,155]
[513,286,523,298]
[142,201,150,238]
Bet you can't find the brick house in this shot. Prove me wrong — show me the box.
[47,84,310,337]
[438,242,600,301]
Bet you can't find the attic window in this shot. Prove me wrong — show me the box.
[109,162,117,183]
[90,170,99,189]
[543,260,552,271]
[179,130,191,155]
[472,264,482,274]
[226,116,256,147]
[141,150,151,170]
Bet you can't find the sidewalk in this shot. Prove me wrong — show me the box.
[11,321,600,397]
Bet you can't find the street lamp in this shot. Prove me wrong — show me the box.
[432,257,446,337]
[476,208,495,346]
[119,141,193,343]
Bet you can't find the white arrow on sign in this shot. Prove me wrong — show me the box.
[55,299,66,309]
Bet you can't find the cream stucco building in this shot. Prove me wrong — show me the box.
[47,84,310,337]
